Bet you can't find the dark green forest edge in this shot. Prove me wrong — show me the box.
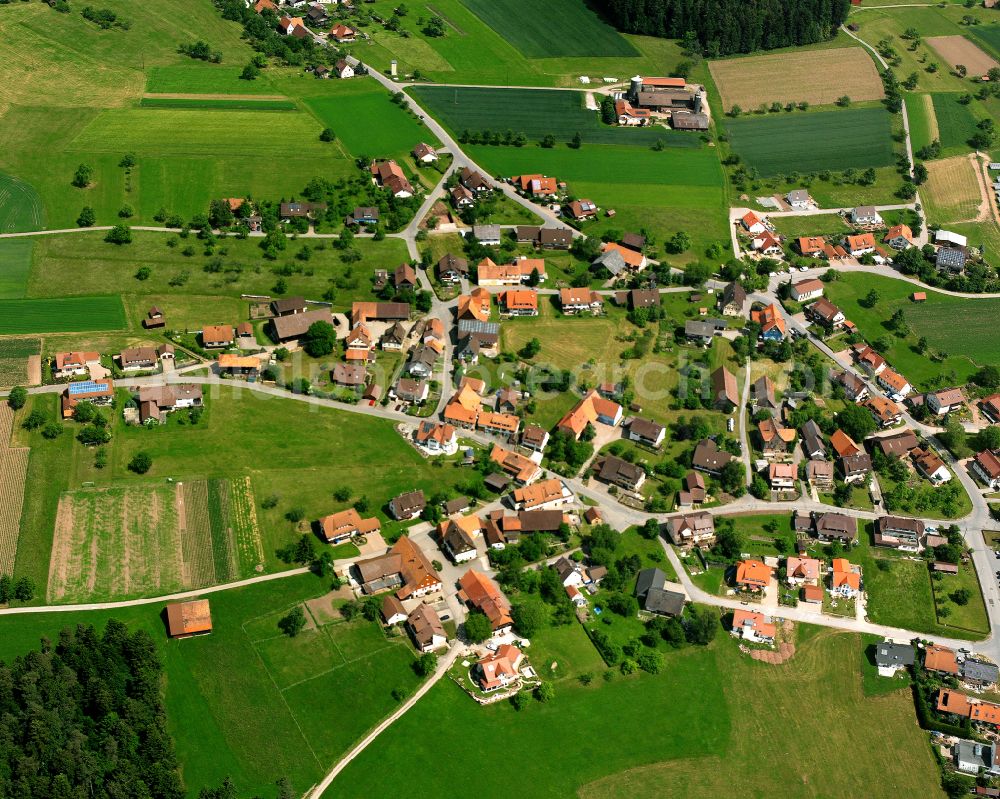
[595,0,852,55]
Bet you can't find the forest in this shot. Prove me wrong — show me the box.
[594,0,852,56]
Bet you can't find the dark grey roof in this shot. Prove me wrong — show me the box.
[621,232,646,252]
[936,247,967,271]
[643,587,686,616]
[801,419,825,457]
[962,659,1000,684]
[634,567,666,600]
[875,641,914,668]
[592,249,626,276]
[685,320,717,338]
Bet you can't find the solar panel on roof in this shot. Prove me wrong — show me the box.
[68,381,108,395]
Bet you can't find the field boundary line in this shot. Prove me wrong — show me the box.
[279,641,408,693]
[142,92,290,101]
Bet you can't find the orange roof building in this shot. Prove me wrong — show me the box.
[735,559,773,591]
[937,689,1000,727]
[458,287,491,322]
[731,608,777,641]
[556,389,623,439]
[489,444,541,483]
[319,508,380,544]
[512,478,568,510]
[477,411,520,437]
[476,644,524,691]
[515,174,558,196]
[925,644,960,675]
[601,241,646,270]
[830,558,861,594]
[165,599,213,638]
[750,303,786,338]
[500,289,538,315]
[458,569,513,632]
[830,429,860,458]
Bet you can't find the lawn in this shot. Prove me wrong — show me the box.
[412,86,698,147]
[0,295,127,334]
[329,630,943,798]
[725,107,895,176]
[903,93,936,156]
[0,238,33,298]
[931,562,990,636]
[461,0,637,58]
[0,573,423,799]
[772,213,851,239]
[823,272,995,386]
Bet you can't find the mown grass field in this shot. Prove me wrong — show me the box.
[969,22,1000,59]
[412,86,697,147]
[139,97,297,111]
[0,172,44,233]
[0,574,423,799]
[903,93,936,155]
[145,65,281,95]
[0,239,33,298]
[329,630,943,798]
[824,273,997,386]
[709,48,884,110]
[922,154,982,224]
[462,0,637,58]
[0,295,126,334]
[725,107,895,176]
[930,92,980,154]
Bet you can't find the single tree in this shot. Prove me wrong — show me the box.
[129,451,152,474]
[7,386,27,410]
[278,606,307,637]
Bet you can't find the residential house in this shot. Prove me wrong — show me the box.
[458,287,492,322]
[355,536,442,599]
[201,324,235,349]
[621,232,646,252]
[134,384,202,424]
[751,375,778,411]
[451,185,474,208]
[711,366,739,411]
[566,199,597,220]
[927,387,965,415]
[751,303,787,341]
[937,689,1000,729]
[556,389,623,439]
[634,568,686,616]
[405,345,437,379]
[805,297,845,329]
[512,479,572,511]
[437,254,468,284]
[768,461,797,490]
[833,370,870,403]
[440,515,480,564]
[740,210,767,234]
[758,417,796,458]
[874,516,924,552]
[407,604,446,652]
[394,263,417,290]
[592,455,646,491]
[559,287,605,315]
[477,257,546,286]
[626,417,666,448]
[539,227,573,249]
[381,595,407,626]
[865,395,903,427]
[831,429,860,458]
[270,309,335,345]
[329,23,356,41]
[730,609,777,643]
[883,224,914,250]
[937,247,967,273]
[845,233,877,257]
[370,160,414,198]
[319,508,380,544]
[851,206,883,226]
[801,419,826,459]
[489,444,542,484]
[554,557,585,588]
[460,167,491,194]
[415,421,457,455]
[926,644,960,676]
[412,142,438,163]
[394,378,429,404]
[815,512,858,544]
[333,59,354,79]
[142,306,165,329]
[786,189,810,210]
[458,569,513,634]
[332,362,366,389]
[599,241,647,272]
[477,411,520,439]
[963,660,1000,689]
[381,321,407,352]
[513,174,559,197]
[877,367,912,399]
[389,490,426,521]
[677,471,707,507]
[684,319,726,344]
[983,394,1000,424]
[785,556,820,586]
[751,231,783,256]
[911,447,951,485]
[666,512,715,548]
[165,600,212,639]
[735,559,773,592]
[692,438,734,475]
[53,351,100,379]
[972,449,1000,490]
[719,281,748,316]
[954,740,1000,777]
[619,289,659,310]
[278,15,303,35]
[499,289,538,316]
[61,379,114,418]
[806,459,834,489]
[875,641,915,676]
[840,452,872,484]
[875,430,920,458]
[472,224,501,245]
[279,201,326,220]
[475,645,523,691]
[852,344,886,376]
[790,278,824,302]
[521,424,550,453]
[830,558,861,598]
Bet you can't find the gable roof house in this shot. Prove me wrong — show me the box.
[692,438,733,475]
[458,569,513,634]
[735,559,773,592]
[884,224,914,250]
[499,288,538,317]
[62,379,114,418]
[875,641,915,676]
[412,142,438,163]
[711,366,739,411]
[927,387,965,416]
[165,600,213,639]
[730,609,777,643]
[626,417,666,448]
[833,370,870,403]
[415,421,457,455]
[830,558,861,597]
[972,449,1000,491]
[634,568,686,616]
[319,508,380,544]
[381,595,408,626]
[911,447,951,485]
[751,375,778,411]
[790,278,824,302]
[805,297,845,329]
[865,395,903,427]
[437,253,469,284]
[460,167,491,193]
[740,210,767,234]
[592,455,646,492]
[815,512,857,544]
[840,451,873,484]
[876,367,912,399]
[851,205,883,226]
[559,287,605,315]
[845,232,877,257]
[806,459,834,489]
[475,645,524,692]
[270,309,335,345]
[394,378,429,405]
[567,199,597,220]
[407,604,447,653]
[53,350,101,379]
[389,490,426,521]
[201,324,235,349]
[512,478,572,511]
[874,515,924,552]
[556,389,623,439]
[489,444,542,484]
[439,515,480,564]
[875,430,920,458]
[370,160,414,198]
[718,281,748,316]
[667,512,715,548]
[785,556,821,585]
[852,344,886,376]
[751,303,787,341]
[521,424,550,453]
[768,461,797,490]
[355,536,442,599]
[599,241,647,273]
[801,419,826,459]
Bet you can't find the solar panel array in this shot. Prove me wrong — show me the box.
[68,380,110,396]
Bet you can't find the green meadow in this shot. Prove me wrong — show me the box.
[0,295,126,335]
[0,239,33,298]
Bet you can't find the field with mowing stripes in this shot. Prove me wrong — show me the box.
[145,65,281,95]
[725,108,895,176]
[0,296,126,334]
[0,172,44,233]
[930,92,980,154]
[413,86,696,147]
[139,97,297,111]
[709,48,884,110]
[461,0,638,57]
[903,94,937,155]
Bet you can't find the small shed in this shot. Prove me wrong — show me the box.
[165,599,213,638]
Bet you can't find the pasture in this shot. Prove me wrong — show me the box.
[0,295,126,335]
[461,0,637,58]
[0,574,424,798]
[708,48,884,111]
[0,337,41,388]
[0,172,44,233]
[412,86,697,147]
[926,35,998,76]
[969,23,1000,59]
[725,107,895,176]
[329,631,943,798]
[139,97,297,111]
[824,272,998,385]
[145,65,280,95]
[0,239,32,298]
[922,154,983,224]
[930,92,980,154]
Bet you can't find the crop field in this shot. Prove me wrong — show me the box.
[207,478,238,584]
[0,337,41,387]
[725,108,895,176]
[145,65,280,95]
[922,154,983,224]
[709,48,884,110]
[0,172,43,233]
[0,405,29,575]
[230,476,265,574]
[930,92,980,153]
[927,35,998,76]
[461,0,638,58]
[0,295,126,335]
[969,24,1000,59]
[0,239,32,299]
[412,86,697,147]
[329,631,943,798]
[903,94,938,155]
[139,97,297,111]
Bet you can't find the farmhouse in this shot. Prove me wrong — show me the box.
[556,389,623,439]
[692,438,733,475]
[628,76,700,112]
[671,111,709,130]
[599,241,647,272]
[135,384,202,424]
[559,287,604,315]
[165,600,212,639]
[272,297,308,316]
[615,99,651,126]
[458,569,513,634]
[440,515,480,564]
[473,224,501,245]
[407,605,446,653]
[370,160,414,198]
[972,449,1000,490]
[355,536,442,598]
[270,309,335,345]
[790,278,824,302]
[319,508,380,544]
[62,379,114,418]
[53,351,100,379]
